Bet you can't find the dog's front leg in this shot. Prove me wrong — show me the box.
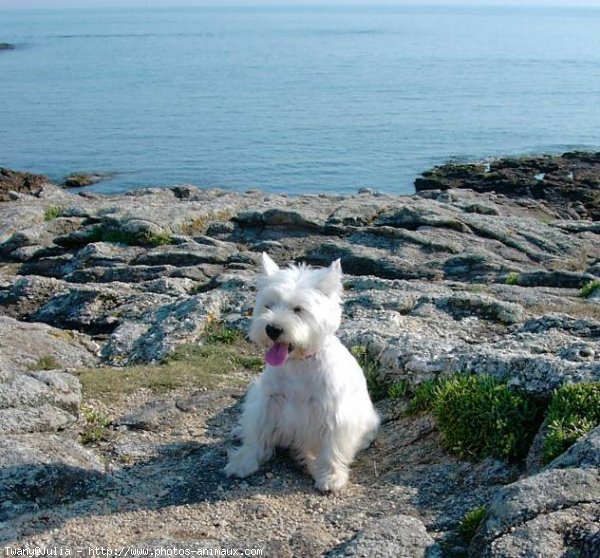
[224,384,276,478]
[312,434,351,493]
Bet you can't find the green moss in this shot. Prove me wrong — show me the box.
[351,345,386,402]
[28,355,60,371]
[458,505,487,543]
[44,205,63,221]
[579,280,600,298]
[505,272,520,286]
[543,382,600,463]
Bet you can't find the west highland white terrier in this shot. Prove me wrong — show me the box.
[224,253,380,492]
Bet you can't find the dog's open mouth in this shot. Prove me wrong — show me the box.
[265,342,293,367]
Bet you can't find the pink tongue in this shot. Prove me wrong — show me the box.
[265,343,290,366]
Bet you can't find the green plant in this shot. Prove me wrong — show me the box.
[458,505,487,543]
[388,380,410,400]
[238,355,264,373]
[505,272,520,286]
[543,382,600,463]
[202,322,244,345]
[430,374,544,461]
[28,355,60,371]
[44,205,63,221]
[351,345,386,402]
[80,405,112,445]
[408,378,444,414]
[579,280,600,299]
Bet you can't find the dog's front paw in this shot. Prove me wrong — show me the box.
[224,449,260,478]
[314,468,349,493]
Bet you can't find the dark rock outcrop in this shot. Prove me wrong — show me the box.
[0,167,49,201]
[415,152,600,220]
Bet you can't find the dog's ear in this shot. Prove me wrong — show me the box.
[261,252,280,276]
[315,259,343,297]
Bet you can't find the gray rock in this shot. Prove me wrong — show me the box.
[0,315,97,373]
[31,284,172,335]
[547,424,600,469]
[516,270,598,289]
[115,399,180,431]
[0,434,105,521]
[328,514,440,557]
[470,428,600,557]
[132,240,237,266]
[0,275,69,319]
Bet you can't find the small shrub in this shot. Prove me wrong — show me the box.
[388,380,410,400]
[408,378,444,414]
[351,345,386,402]
[579,280,600,299]
[543,382,600,463]
[44,206,63,221]
[458,505,487,543]
[432,374,544,461]
[28,355,60,371]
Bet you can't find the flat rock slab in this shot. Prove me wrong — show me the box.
[327,514,440,557]
[0,434,105,522]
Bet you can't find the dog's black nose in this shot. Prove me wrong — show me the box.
[266,324,283,341]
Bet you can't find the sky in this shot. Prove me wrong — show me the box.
[1,0,599,9]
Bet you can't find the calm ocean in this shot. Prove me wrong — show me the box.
[1,5,599,195]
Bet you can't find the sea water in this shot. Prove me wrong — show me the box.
[1,5,599,195]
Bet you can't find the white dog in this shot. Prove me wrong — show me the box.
[224,253,380,492]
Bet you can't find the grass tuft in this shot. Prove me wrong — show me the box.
[432,375,544,461]
[543,382,600,463]
[351,345,386,402]
[409,374,544,461]
[505,272,520,286]
[28,355,60,371]
[408,378,444,414]
[44,206,63,221]
[458,505,487,543]
[80,405,112,445]
[388,380,410,400]
[579,279,600,298]
[202,322,244,345]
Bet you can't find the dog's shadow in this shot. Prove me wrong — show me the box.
[2,396,317,544]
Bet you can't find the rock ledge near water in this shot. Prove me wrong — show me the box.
[1,154,598,555]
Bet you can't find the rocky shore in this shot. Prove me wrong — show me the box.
[1,152,599,556]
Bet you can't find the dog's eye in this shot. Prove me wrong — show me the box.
[264,304,272,310]
[293,306,303,314]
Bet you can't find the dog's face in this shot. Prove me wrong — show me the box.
[249,253,343,366]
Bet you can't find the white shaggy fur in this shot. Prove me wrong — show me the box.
[224,253,380,492]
